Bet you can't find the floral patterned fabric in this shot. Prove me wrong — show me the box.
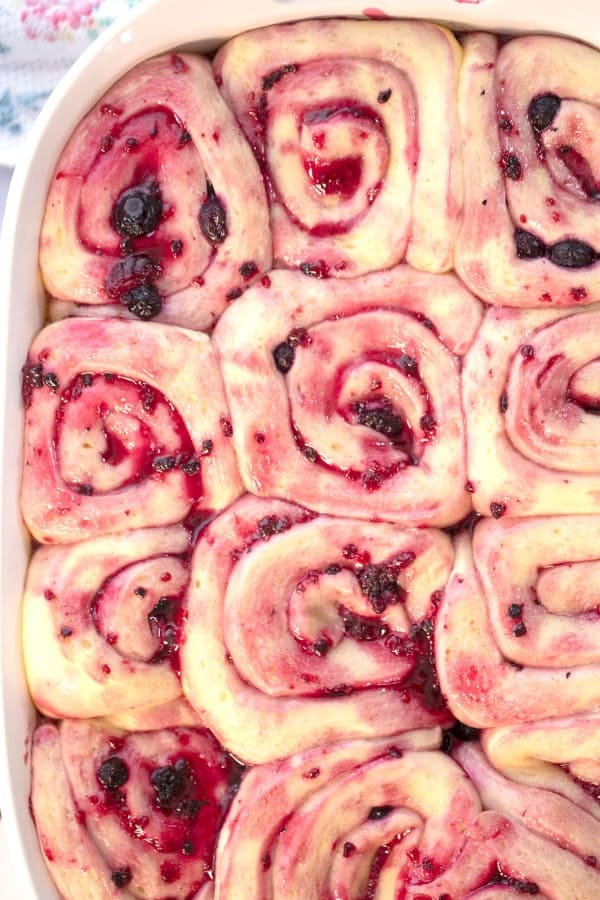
[0,0,143,165]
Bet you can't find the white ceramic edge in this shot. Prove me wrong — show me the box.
[1,0,599,897]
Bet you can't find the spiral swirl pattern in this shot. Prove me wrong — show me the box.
[215,19,462,277]
[436,524,600,728]
[181,495,454,763]
[464,305,600,517]
[215,732,600,898]
[31,720,238,898]
[23,526,196,719]
[213,267,481,526]
[457,33,600,307]
[20,317,242,543]
[40,53,271,330]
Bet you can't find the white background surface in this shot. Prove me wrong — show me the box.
[0,161,21,892]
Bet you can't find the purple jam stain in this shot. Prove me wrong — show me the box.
[21,362,44,407]
[302,101,382,130]
[262,63,299,91]
[304,155,363,200]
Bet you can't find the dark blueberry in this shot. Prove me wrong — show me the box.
[124,137,139,152]
[514,230,546,259]
[239,261,258,280]
[43,372,59,391]
[303,446,318,462]
[377,88,392,103]
[179,129,192,145]
[199,180,227,244]
[490,501,507,519]
[357,405,403,437]
[111,866,132,888]
[513,622,527,637]
[123,282,163,319]
[547,240,597,269]
[325,564,341,575]
[201,439,214,456]
[257,515,291,539]
[170,239,183,256]
[357,564,403,614]
[341,607,389,642]
[508,603,523,619]
[368,805,393,820]
[182,841,195,856]
[112,181,162,238]
[97,756,129,790]
[180,457,200,476]
[152,455,176,473]
[262,63,298,90]
[528,93,561,131]
[134,587,147,597]
[501,154,522,180]
[100,135,113,153]
[313,637,331,657]
[60,626,73,638]
[150,765,187,807]
[499,391,508,413]
[396,353,418,375]
[520,344,535,358]
[105,253,160,299]
[82,373,93,387]
[343,842,356,858]
[77,483,94,496]
[273,341,295,373]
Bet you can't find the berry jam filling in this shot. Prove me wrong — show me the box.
[54,373,202,500]
[302,101,383,130]
[147,594,186,669]
[304,155,363,200]
[558,145,600,200]
[91,735,242,879]
[112,181,163,238]
[199,180,228,245]
[386,618,446,712]
[262,63,299,91]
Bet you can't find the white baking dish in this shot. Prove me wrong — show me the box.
[1,0,598,896]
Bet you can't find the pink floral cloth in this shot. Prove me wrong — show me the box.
[0,0,144,165]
